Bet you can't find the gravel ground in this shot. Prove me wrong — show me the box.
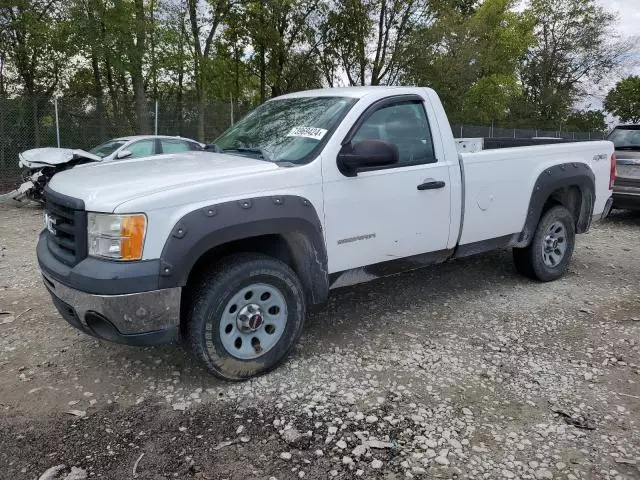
[0,204,639,480]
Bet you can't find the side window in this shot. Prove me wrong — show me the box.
[161,139,195,154]
[351,101,435,165]
[126,140,155,158]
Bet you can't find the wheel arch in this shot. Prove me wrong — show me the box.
[515,162,595,248]
[158,195,329,307]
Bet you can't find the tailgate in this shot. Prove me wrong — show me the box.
[615,152,640,187]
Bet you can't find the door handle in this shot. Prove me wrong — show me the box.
[417,180,446,191]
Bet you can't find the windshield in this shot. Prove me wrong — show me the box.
[215,96,357,163]
[608,127,640,149]
[89,140,126,158]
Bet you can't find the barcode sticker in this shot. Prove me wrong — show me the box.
[286,126,328,140]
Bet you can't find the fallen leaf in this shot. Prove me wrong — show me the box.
[66,410,87,418]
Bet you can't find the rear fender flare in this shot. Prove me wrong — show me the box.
[516,163,595,247]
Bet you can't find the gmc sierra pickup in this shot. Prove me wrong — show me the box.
[37,86,615,380]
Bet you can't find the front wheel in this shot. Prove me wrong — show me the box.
[513,205,576,282]
[186,253,306,380]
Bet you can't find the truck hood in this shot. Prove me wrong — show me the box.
[19,147,102,168]
[47,151,279,212]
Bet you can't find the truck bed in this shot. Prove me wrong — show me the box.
[456,140,613,247]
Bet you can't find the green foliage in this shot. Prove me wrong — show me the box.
[404,0,534,123]
[518,0,622,127]
[604,76,640,124]
[0,0,629,143]
[565,110,607,133]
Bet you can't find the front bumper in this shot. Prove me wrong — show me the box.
[38,232,181,346]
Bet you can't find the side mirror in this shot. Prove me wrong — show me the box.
[337,140,399,177]
[203,143,222,153]
[116,149,132,159]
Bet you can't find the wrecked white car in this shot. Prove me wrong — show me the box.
[13,135,203,203]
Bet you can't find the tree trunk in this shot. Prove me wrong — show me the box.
[91,52,107,140]
[132,0,149,134]
[259,43,266,103]
[258,3,266,103]
[176,10,186,135]
[187,0,205,140]
[32,95,40,147]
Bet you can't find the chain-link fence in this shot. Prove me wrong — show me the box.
[450,124,606,141]
[0,96,250,193]
[0,95,608,194]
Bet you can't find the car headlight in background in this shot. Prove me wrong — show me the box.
[88,213,147,261]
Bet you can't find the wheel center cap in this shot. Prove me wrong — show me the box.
[249,314,263,330]
[237,304,264,332]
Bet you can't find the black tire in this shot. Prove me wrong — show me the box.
[513,205,576,282]
[185,253,306,380]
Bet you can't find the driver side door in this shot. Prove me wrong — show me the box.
[322,95,452,274]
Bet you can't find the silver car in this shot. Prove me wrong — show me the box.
[88,135,204,161]
[14,135,203,203]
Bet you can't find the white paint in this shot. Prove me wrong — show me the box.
[19,148,101,168]
[46,86,614,271]
[455,138,484,154]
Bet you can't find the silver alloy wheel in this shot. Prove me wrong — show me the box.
[541,221,568,268]
[219,283,288,360]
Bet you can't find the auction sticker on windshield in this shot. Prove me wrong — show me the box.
[286,126,328,140]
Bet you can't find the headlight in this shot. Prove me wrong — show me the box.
[88,213,147,261]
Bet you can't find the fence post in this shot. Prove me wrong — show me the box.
[54,97,61,148]
[513,128,516,139]
[230,93,234,126]
[154,100,158,135]
[460,125,463,138]
[491,120,494,138]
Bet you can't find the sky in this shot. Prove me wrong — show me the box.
[603,0,640,41]
[581,0,640,117]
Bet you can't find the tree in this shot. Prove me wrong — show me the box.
[565,109,607,133]
[239,0,325,103]
[187,0,234,140]
[518,0,630,126]
[604,76,640,124]
[321,0,424,87]
[0,1,72,144]
[404,0,534,123]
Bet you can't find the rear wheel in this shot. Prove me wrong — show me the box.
[513,205,576,282]
[186,253,306,380]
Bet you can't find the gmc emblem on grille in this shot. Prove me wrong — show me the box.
[44,213,56,235]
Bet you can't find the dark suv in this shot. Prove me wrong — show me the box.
[609,125,640,210]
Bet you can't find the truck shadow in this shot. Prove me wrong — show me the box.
[303,248,520,347]
[112,247,519,384]
[607,208,640,226]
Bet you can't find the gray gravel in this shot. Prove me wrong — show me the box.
[0,204,639,479]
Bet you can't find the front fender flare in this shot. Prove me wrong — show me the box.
[157,195,329,305]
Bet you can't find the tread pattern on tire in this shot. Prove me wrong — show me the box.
[512,205,576,282]
[185,252,306,380]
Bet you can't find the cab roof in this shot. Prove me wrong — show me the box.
[276,86,428,100]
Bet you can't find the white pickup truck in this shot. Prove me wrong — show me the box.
[37,86,615,380]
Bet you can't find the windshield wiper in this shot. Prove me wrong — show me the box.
[222,147,272,162]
